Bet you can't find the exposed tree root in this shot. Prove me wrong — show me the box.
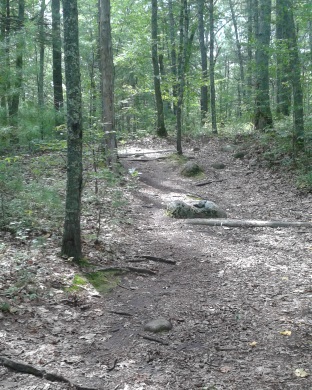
[0,356,99,390]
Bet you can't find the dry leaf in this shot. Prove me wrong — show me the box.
[280,330,291,336]
[220,366,232,373]
[249,341,258,347]
[294,368,309,378]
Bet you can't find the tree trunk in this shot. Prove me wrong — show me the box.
[198,0,208,125]
[37,0,45,139]
[254,0,273,131]
[229,0,245,116]
[61,0,83,261]
[0,0,7,118]
[176,0,188,154]
[151,0,167,137]
[99,0,118,166]
[276,0,291,117]
[168,0,178,115]
[285,0,304,148]
[209,0,217,134]
[52,0,64,124]
[9,0,25,132]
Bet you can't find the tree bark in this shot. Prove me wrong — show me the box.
[61,0,83,261]
[151,0,167,137]
[198,0,208,125]
[209,0,217,133]
[99,0,118,166]
[254,0,273,131]
[52,0,64,123]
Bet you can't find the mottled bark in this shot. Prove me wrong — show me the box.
[61,0,83,261]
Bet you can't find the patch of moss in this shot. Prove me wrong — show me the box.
[85,270,121,294]
[66,274,88,292]
[166,153,189,165]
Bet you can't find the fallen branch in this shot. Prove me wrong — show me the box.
[0,356,99,390]
[138,333,169,345]
[118,149,175,158]
[108,310,133,317]
[195,179,225,187]
[130,255,176,265]
[185,218,312,228]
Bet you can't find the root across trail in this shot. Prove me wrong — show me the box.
[1,137,312,390]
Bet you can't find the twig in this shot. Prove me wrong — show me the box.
[131,255,176,265]
[195,179,225,187]
[138,333,169,345]
[108,310,133,317]
[107,358,118,372]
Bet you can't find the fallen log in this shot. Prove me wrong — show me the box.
[185,218,312,228]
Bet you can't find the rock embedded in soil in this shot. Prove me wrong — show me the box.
[181,161,203,177]
[167,199,227,219]
[144,318,173,333]
[212,162,226,169]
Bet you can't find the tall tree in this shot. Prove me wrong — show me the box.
[37,0,45,138]
[254,0,273,131]
[99,0,118,167]
[198,0,208,125]
[9,0,25,130]
[168,0,178,115]
[209,0,217,133]
[151,0,167,137]
[61,0,83,261]
[176,0,188,154]
[276,0,291,116]
[52,0,64,123]
[229,0,245,116]
[285,0,304,146]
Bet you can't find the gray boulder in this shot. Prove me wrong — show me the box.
[181,161,203,177]
[144,318,172,333]
[167,199,227,219]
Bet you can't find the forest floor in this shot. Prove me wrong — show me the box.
[1,135,312,390]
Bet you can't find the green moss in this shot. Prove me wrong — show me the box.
[166,153,189,165]
[85,270,121,294]
[65,274,88,292]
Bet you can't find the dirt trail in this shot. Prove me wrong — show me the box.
[1,136,312,390]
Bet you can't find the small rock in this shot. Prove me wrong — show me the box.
[181,161,203,177]
[144,318,172,333]
[233,151,246,159]
[211,162,226,169]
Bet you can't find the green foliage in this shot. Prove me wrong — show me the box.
[0,155,64,232]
